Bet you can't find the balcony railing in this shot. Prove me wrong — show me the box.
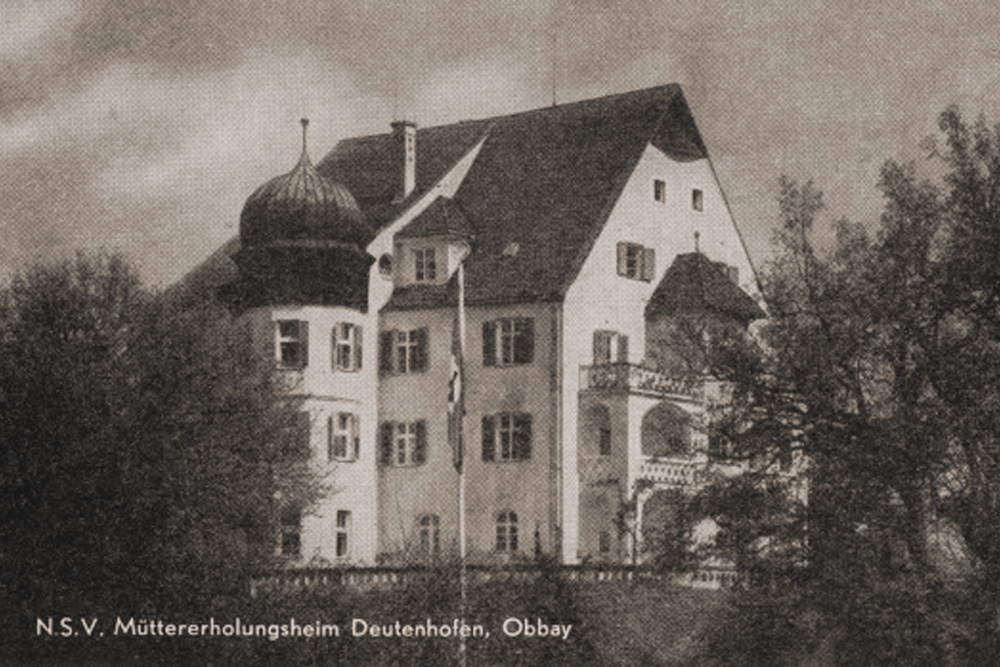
[638,456,703,487]
[580,363,699,400]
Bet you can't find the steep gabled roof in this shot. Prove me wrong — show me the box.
[646,252,764,323]
[395,196,473,240]
[178,85,715,309]
[320,85,706,309]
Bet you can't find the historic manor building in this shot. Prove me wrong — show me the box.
[191,85,766,567]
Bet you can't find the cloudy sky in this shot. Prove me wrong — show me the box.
[3,0,1000,287]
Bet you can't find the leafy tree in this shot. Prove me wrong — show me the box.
[0,252,319,647]
[692,107,1000,662]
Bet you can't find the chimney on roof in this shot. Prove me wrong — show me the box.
[391,120,417,201]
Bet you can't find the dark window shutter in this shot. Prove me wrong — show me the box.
[618,334,629,362]
[642,247,656,282]
[351,414,360,459]
[481,415,495,461]
[514,413,532,460]
[379,330,394,373]
[482,321,496,366]
[299,320,309,367]
[380,422,394,466]
[414,420,427,464]
[616,242,628,276]
[593,331,609,364]
[412,328,429,372]
[515,318,534,363]
[326,416,334,461]
[354,325,363,370]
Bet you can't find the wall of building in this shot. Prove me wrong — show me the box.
[377,302,557,563]
[244,304,380,565]
[562,143,758,563]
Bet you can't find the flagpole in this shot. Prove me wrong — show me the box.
[457,260,468,667]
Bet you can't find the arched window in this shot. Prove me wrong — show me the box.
[495,512,518,552]
[418,514,440,556]
[641,402,692,457]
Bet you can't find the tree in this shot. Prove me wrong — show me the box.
[692,105,1000,661]
[0,252,320,637]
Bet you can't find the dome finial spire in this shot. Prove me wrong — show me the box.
[300,118,310,157]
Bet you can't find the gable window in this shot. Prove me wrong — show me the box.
[280,506,301,557]
[335,510,351,558]
[481,413,532,462]
[616,243,655,281]
[380,328,428,374]
[482,318,534,366]
[333,323,362,372]
[593,330,629,365]
[414,248,437,282]
[418,514,440,556]
[379,420,427,466]
[328,413,360,461]
[276,320,308,368]
[692,188,704,211]
[653,179,666,202]
[496,511,518,552]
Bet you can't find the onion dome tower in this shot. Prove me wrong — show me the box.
[224,119,374,310]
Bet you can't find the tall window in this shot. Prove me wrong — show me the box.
[379,420,427,466]
[418,514,440,556]
[328,413,360,461]
[280,506,301,557]
[593,330,629,364]
[496,512,518,552]
[482,413,532,462]
[276,320,308,368]
[333,323,362,372]
[692,188,704,211]
[654,179,666,202]
[599,530,611,553]
[616,242,655,281]
[335,510,351,558]
[599,426,612,457]
[482,318,534,366]
[380,328,428,374]
[414,248,436,282]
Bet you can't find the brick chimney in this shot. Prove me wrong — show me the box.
[391,120,417,201]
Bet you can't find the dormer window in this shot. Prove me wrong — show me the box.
[414,248,436,282]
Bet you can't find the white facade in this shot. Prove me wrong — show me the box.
[230,87,766,568]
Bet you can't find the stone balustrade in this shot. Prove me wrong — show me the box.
[579,363,700,400]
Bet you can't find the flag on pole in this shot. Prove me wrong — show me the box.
[448,269,466,473]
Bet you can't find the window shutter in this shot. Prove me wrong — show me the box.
[642,247,656,282]
[380,422,394,466]
[481,415,495,461]
[618,334,629,363]
[412,328,429,372]
[593,331,610,364]
[326,416,334,461]
[299,320,309,367]
[514,413,532,460]
[482,321,496,366]
[379,330,394,373]
[515,318,534,363]
[616,242,628,276]
[414,420,427,464]
[351,414,360,460]
[291,411,311,459]
[354,325,363,370]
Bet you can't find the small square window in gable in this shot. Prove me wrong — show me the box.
[692,188,704,212]
[653,179,666,203]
